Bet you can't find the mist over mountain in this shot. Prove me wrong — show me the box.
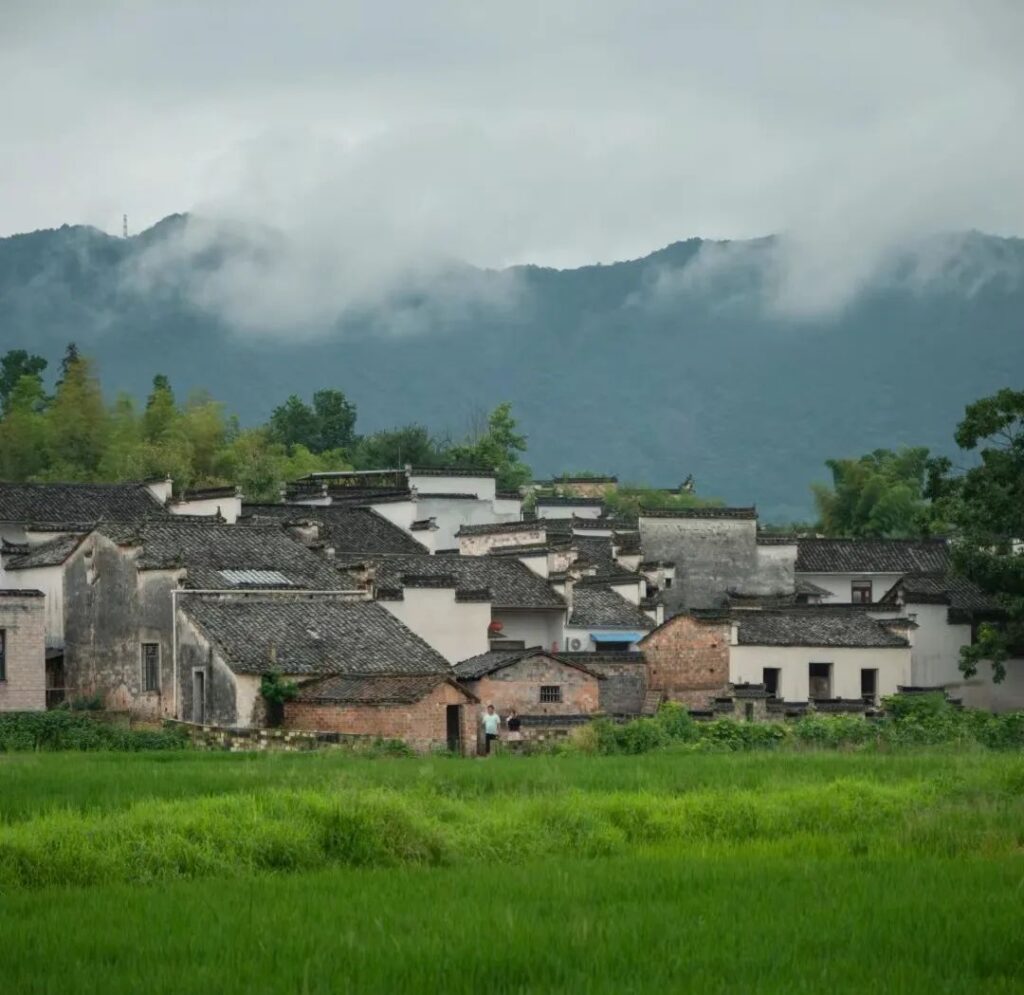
[2,215,1022,520]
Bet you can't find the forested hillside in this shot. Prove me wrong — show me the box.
[2,217,1022,518]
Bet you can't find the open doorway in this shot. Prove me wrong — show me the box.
[808,662,832,700]
[192,670,206,724]
[446,704,462,753]
[762,667,781,699]
[861,668,878,703]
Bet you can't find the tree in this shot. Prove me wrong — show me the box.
[0,373,50,480]
[268,395,319,451]
[311,389,357,452]
[44,352,108,480]
[928,388,1024,683]
[449,402,531,491]
[0,350,47,415]
[142,375,179,444]
[350,424,449,470]
[812,447,933,537]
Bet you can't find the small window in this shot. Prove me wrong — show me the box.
[851,580,873,604]
[0,629,6,682]
[539,685,562,703]
[664,577,673,588]
[762,667,780,698]
[141,642,160,692]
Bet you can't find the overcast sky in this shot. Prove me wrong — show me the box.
[3,0,1022,270]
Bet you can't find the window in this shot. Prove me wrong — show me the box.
[851,580,873,604]
[861,668,878,702]
[141,643,160,692]
[664,577,673,588]
[808,662,832,700]
[0,629,6,682]
[762,667,780,698]
[539,685,562,703]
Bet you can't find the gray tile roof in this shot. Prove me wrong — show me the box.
[181,594,451,676]
[359,554,566,610]
[456,520,546,537]
[100,520,347,590]
[881,572,1000,613]
[295,673,473,704]
[639,507,757,520]
[241,503,426,555]
[0,481,165,525]
[568,586,655,630]
[454,646,601,681]
[3,532,86,570]
[735,609,909,648]
[795,538,949,573]
[536,496,606,507]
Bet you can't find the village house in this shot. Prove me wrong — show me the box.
[454,645,602,745]
[558,649,650,715]
[55,519,350,717]
[354,553,569,655]
[174,591,478,752]
[534,496,605,520]
[564,578,656,652]
[0,589,46,712]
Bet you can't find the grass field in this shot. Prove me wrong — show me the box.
[1,749,1022,993]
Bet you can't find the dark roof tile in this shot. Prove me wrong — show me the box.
[0,481,165,525]
[568,586,654,630]
[735,609,909,648]
[795,538,949,573]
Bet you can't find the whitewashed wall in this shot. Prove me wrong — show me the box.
[381,588,491,664]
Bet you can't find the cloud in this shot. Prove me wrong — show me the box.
[2,0,1023,327]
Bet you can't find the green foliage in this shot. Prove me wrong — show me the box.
[604,484,723,516]
[928,388,1024,683]
[268,389,358,454]
[448,401,531,491]
[349,424,449,470]
[259,671,299,706]
[0,349,47,414]
[812,447,934,537]
[44,351,108,480]
[0,712,188,752]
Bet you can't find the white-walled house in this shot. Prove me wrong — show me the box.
[169,486,242,523]
[564,581,655,653]
[535,497,605,520]
[728,609,913,702]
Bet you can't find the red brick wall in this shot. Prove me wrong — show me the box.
[283,681,477,755]
[641,615,730,708]
[467,655,600,717]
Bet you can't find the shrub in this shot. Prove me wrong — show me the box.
[0,712,190,752]
[654,701,698,741]
[616,718,669,755]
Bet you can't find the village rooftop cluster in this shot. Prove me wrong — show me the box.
[0,469,1019,753]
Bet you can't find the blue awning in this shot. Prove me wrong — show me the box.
[590,631,646,643]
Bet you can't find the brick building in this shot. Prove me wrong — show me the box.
[455,646,602,745]
[640,611,732,708]
[286,674,478,754]
[0,589,46,712]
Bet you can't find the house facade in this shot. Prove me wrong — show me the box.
[0,590,46,712]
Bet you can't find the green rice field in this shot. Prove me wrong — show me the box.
[1,749,1022,993]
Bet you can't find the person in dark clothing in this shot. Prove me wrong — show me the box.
[506,708,522,743]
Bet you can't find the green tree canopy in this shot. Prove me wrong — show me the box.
[350,424,448,470]
[0,350,47,414]
[449,402,531,491]
[268,389,357,454]
[44,352,108,480]
[812,447,933,537]
[928,388,1024,682]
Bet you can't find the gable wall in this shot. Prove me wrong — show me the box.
[641,614,731,708]
[381,587,490,664]
[465,655,600,717]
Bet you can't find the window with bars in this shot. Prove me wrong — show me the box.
[141,642,160,692]
[539,685,562,703]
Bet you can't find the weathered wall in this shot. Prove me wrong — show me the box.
[284,681,477,754]
[5,563,64,649]
[458,527,546,556]
[639,516,768,611]
[409,473,496,502]
[0,591,45,711]
[415,496,517,550]
[63,534,179,719]
[169,495,242,523]
[641,614,731,708]
[536,503,602,519]
[581,657,648,714]
[754,542,797,596]
[381,587,490,664]
[729,643,912,700]
[465,655,600,717]
[175,610,247,726]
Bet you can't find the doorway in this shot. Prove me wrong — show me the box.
[861,668,878,703]
[808,662,832,700]
[446,704,462,753]
[762,667,781,699]
[192,670,206,724]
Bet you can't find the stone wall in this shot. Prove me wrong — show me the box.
[641,613,731,708]
[284,681,477,755]
[0,590,45,711]
[568,654,647,714]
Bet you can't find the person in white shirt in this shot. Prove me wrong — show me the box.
[481,704,501,754]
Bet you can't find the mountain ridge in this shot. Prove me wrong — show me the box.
[1,215,1022,519]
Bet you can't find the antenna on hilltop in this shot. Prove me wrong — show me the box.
[122,214,128,239]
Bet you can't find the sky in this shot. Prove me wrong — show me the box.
[3,0,1023,276]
